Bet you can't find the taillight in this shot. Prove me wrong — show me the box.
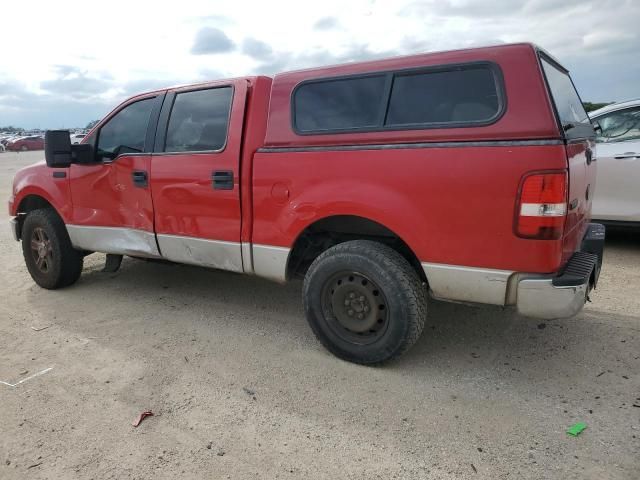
[515,172,567,240]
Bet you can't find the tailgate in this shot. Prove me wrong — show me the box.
[539,53,597,265]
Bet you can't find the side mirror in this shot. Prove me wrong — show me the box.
[72,144,95,164]
[592,120,602,135]
[45,130,96,167]
[44,130,72,168]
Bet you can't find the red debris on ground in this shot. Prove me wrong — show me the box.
[132,411,154,427]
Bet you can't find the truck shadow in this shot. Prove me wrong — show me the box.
[603,227,640,250]
[61,254,637,387]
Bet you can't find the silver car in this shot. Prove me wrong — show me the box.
[590,99,640,225]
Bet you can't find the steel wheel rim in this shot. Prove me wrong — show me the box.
[30,227,53,273]
[321,271,389,345]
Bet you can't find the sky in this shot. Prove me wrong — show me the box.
[0,0,638,129]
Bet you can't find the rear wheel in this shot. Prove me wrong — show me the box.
[303,240,427,364]
[21,209,83,289]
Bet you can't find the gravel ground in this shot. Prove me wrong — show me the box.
[0,151,638,479]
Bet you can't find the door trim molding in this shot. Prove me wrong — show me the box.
[252,244,291,283]
[156,234,243,272]
[66,225,161,258]
[422,262,514,306]
[66,224,292,280]
[241,242,254,273]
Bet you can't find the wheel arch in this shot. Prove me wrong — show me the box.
[13,194,63,241]
[285,214,427,283]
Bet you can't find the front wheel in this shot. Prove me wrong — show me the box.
[21,209,84,289]
[303,240,427,364]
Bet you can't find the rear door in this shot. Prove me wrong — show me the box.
[539,55,596,262]
[591,106,640,222]
[150,80,247,271]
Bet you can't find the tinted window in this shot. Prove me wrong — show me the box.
[294,76,386,132]
[165,87,232,152]
[386,67,500,125]
[541,58,590,129]
[97,97,155,158]
[594,107,640,143]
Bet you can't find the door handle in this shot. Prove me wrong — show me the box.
[212,170,234,190]
[614,153,639,159]
[132,170,148,187]
[585,147,593,165]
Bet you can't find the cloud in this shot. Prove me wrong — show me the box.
[40,66,114,99]
[191,27,235,55]
[0,84,111,129]
[313,17,340,30]
[197,68,226,82]
[242,38,273,60]
[1,0,639,127]
[186,14,235,26]
[399,0,583,18]
[252,44,402,76]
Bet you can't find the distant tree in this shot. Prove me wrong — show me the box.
[583,102,613,113]
[85,119,100,129]
[0,126,24,133]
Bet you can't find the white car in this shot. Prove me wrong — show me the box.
[69,133,87,144]
[589,99,640,225]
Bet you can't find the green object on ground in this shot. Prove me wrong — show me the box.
[567,422,587,436]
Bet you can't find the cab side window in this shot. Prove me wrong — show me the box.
[595,108,640,143]
[164,87,233,153]
[97,97,156,160]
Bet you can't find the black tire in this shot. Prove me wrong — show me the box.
[21,208,83,289]
[303,240,427,364]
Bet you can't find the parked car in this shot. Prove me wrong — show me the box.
[69,133,87,144]
[8,43,604,364]
[7,136,45,151]
[589,99,640,225]
[1,135,21,147]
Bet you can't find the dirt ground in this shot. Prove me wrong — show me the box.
[0,151,638,480]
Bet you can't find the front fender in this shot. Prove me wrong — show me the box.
[10,165,72,221]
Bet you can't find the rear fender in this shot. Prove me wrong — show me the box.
[265,178,425,255]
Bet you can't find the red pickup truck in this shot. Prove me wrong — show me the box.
[9,43,604,364]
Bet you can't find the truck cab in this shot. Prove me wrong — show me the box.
[9,43,604,364]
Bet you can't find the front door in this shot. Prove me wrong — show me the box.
[592,106,640,222]
[149,80,247,271]
[68,94,165,257]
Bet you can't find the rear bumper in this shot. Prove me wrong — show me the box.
[516,223,605,319]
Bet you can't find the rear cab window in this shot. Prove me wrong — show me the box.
[539,56,593,139]
[164,87,233,152]
[292,62,505,134]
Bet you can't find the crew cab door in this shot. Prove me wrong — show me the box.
[591,106,640,222]
[67,93,165,257]
[149,80,247,271]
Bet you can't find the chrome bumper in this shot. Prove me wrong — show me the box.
[516,277,589,319]
[516,223,605,320]
[9,217,20,241]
